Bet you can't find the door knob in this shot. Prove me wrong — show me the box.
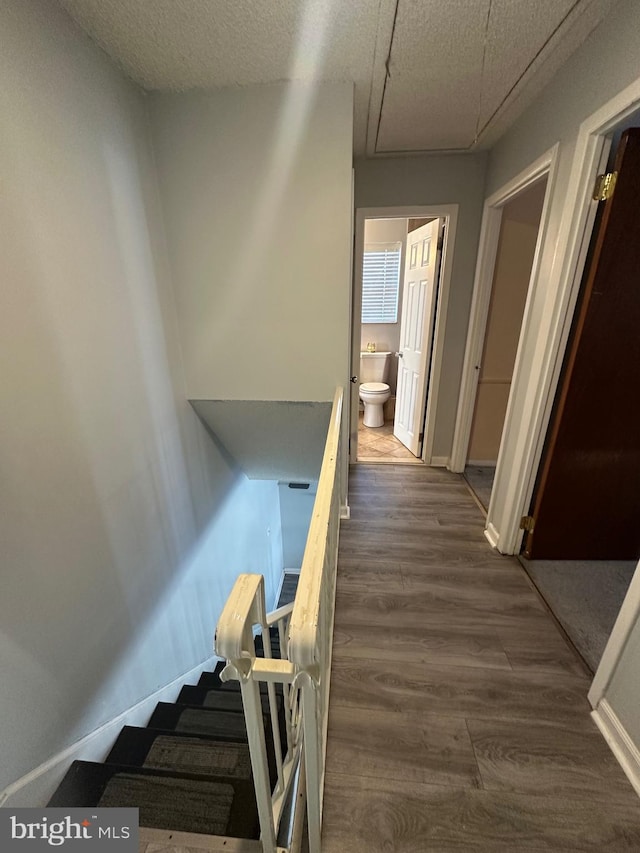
[350,375,358,383]
[396,352,403,358]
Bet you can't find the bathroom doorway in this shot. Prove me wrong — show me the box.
[350,205,459,465]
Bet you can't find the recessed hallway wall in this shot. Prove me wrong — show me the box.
[467,179,547,463]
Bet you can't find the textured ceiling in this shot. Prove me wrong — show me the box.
[60,0,616,155]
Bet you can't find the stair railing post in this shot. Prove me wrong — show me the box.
[300,674,322,853]
[238,675,277,853]
[216,574,278,853]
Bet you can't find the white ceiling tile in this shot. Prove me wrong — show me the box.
[478,0,576,133]
[376,76,481,152]
[376,0,489,151]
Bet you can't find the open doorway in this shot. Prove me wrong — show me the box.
[351,206,458,466]
[358,217,415,463]
[463,178,547,510]
[517,119,640,674]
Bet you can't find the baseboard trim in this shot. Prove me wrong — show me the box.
[430,456,449,468]
[0,655,220,808]
[467,459,497,467]
[484,522,500,549]
[592,699,640,799]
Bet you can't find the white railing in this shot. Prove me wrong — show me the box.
[215,387,344,853]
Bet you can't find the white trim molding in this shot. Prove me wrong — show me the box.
[0,656,220,808]
[484,522,500,550]
[589,559,640,707]
[592,700,640,799]
[450,146,558,476]
[430,456,450,468]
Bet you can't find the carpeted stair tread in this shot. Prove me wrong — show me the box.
[47,761,259,838]
[107,728,252,779]
[198,662,285,692]
[99,772,235,835]
[178,686,287,755]
[143,736,251,779]
[147,703,248,740]
[178,684,281,712]
[254,627,282,658]
[198,661,226,688]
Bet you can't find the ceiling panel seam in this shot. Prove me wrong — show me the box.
[473,0,494,146]
[476,0,583,142]
[374,0,400,155]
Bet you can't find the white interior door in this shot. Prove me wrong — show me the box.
[394,218,442,456]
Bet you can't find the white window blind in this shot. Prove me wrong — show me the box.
[362,243,401,324]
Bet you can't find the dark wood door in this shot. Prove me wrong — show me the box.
[523,128,640,560]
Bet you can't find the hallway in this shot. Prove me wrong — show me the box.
[320,464,640,851]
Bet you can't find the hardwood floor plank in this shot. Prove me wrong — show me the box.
[326,706,482,789]
[321,773,640,852]
[467,718,639,800]
[332,621,512,670]
[397,561,538,593]
[334,585,549,631]
[330,657,592,727]
[337,535,518,565]
[497,626,590,677]
[340,517,486,539]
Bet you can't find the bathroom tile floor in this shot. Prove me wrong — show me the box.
[357,414,421,464]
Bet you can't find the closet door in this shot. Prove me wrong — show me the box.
[524,128,640,559]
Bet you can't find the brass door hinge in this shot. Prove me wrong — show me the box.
[520,515,535,533]
[593,171,617,201]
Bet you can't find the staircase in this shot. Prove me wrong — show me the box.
[47,385,342,853]
[48,628,285,843]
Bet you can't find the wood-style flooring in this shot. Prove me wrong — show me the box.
[320,463,640,852]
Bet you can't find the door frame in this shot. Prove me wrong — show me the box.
[466,77,640,561]
[450,145,558,475]
[563,78,640,709]
[351,205,459,464]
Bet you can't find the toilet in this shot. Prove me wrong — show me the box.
[359,351,391,428]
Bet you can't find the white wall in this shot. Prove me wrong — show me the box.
[484,0,640,758]
[354,154,488,459]
[0,0,283,797]
[148,83,354,403]
[278,482,318,569]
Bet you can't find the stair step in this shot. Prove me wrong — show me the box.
[198,665,285,696]
[178,686,287,755]
[107,726,278,789]
[198,661,228,689]
[48,761,259,838]
[147,703,249,740]
[139,827,262,853]
[107,727,252,779]
[178,684,281,713]
[255,627,282,658]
